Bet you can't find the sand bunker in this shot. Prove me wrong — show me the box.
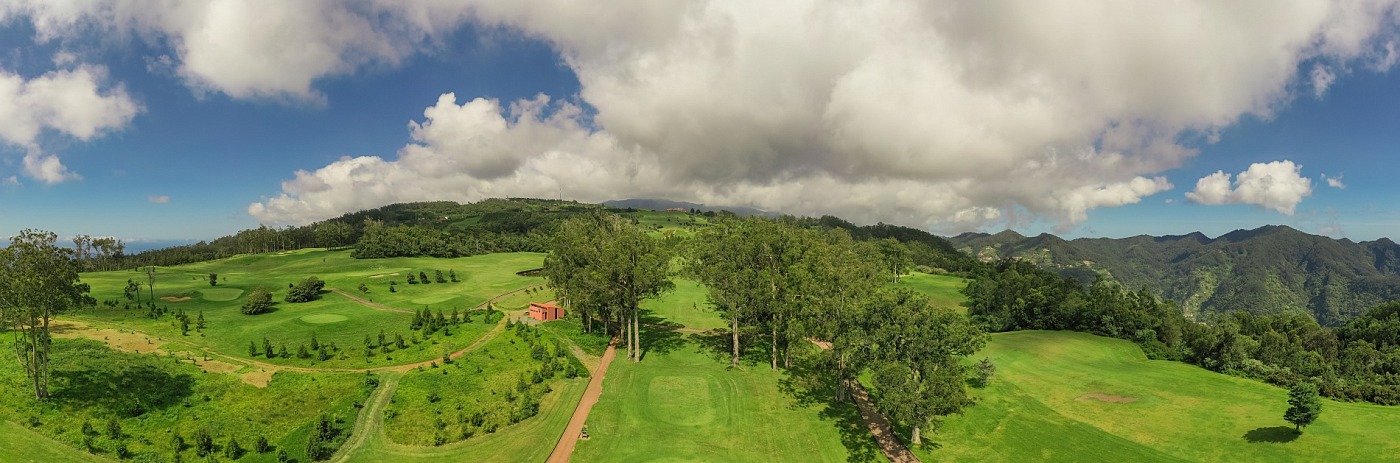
[51,320,165,354]
[368,272,399,279]
[1076,393,1139,403]
[161,296,192,302]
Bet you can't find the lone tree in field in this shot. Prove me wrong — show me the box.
[544,211,672,362]
[0,229,93,399]
[208,273,218,286]
[285,276,326,303]
[1285,382,1322,432]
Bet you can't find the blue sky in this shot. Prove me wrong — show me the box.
[2,2,1399,245]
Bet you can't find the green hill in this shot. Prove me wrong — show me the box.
[929,331,1400,462]
[948,226,1400,325]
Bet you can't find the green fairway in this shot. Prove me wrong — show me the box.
[640,278,726,331]
[0,420,106,463]
[897,272,968,312]
[74,249,547,368]
[928,331,1400,462]
[573,334,882,462]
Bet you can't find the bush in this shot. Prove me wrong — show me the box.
[242,287,274,315]
[286,276,326,303]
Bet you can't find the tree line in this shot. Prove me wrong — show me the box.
[545,213,984,443]
[965,258,1400,405]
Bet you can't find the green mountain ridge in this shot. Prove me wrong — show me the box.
[948,225,1400,325]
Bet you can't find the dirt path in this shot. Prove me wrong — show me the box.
[546,339,619,463]
[808,339,919,463]
[329,372,401,463]
[848,379,919,463]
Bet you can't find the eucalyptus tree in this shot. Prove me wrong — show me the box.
[546,212,672,362]
[686,217,770,367]
[790,228,886,398]
[0,229,94,399]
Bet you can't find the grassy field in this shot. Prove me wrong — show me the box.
[384,322,588,446]
[74,249,548,368]
[641,278,727,331]
[897,272,968,313]
[0,420,106,463]
[0,339,368,462]
[926,331,1400,462]
[572,334,883,462]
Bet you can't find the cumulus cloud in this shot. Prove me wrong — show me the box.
[251,1,1400,230]
[1186,160,1314,215]
[4,0,422,102]
[1322,173,1347,189]
[14,0,1373,230]
[148,195,170,204]
[0,65,140,183]
[21,148,81,184]
[0,65,141,146]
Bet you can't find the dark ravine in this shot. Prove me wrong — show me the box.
[947,225,1400,325]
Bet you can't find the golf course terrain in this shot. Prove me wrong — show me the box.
[927,331,1400,462]
[0,248,598,462]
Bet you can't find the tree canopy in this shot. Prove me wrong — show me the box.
[0,229,94,399]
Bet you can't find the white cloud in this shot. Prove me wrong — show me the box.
[1,176,19,187]
[22,148,81,184]
[1186,160,1314,215]
[71,0,1371,230]
[0,65,140,183]
[0,65,141,146]
[1322,173,1347,189]
[148,195,170,204]
[1311,64,1337,98]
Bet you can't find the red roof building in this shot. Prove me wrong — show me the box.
[528,302,565,321]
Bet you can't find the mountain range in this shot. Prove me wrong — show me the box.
[946,225,1400,326]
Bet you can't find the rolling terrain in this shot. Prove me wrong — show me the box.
[949,225,1400,325]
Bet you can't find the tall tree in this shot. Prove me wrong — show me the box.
[1285,382,1323,432]
[0,229,94,399]
[545,212,672,362]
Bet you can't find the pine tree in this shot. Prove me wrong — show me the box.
[1285,382,1323,432]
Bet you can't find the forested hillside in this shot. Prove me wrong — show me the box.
[949,225,1400,325]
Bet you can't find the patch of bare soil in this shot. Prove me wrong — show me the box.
[1076,393,1139,403]
[241,369,274,388]
[367,273,399,279]
[51,320,165,354]
[198,359,243,374]
[161,296,192,302]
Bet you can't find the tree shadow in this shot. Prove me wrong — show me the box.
[638,325,686,361]
[776,352,884,461]
[51,342,196,417]
[1244,426,1300,443]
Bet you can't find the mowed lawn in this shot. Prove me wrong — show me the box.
[573,337,877,463]
[928,331,1400,462]
[897,272,968,313]
[75,249,546,366]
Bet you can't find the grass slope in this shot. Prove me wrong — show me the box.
[928,331,1400,462]
[75,249,547,368]
[897,272,968,313]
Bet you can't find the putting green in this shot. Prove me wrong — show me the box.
[300,314,349,324]
[648,376,713,426]
[199,287,245,301]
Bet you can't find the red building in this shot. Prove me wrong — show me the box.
[528,302,565,321]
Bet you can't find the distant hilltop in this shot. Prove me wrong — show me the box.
[946,224,1400,326]
[601,199,777,218]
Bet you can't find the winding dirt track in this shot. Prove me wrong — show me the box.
[328,372,401,463]
[848,380,919,463]
[546,339,618,463]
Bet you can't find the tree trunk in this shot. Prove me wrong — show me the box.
[912,425,922,446]
[731,311,741,367]
[632,307,641,362]
[770,322,778,370]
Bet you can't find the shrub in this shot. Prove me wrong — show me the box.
[241,287,274,315]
